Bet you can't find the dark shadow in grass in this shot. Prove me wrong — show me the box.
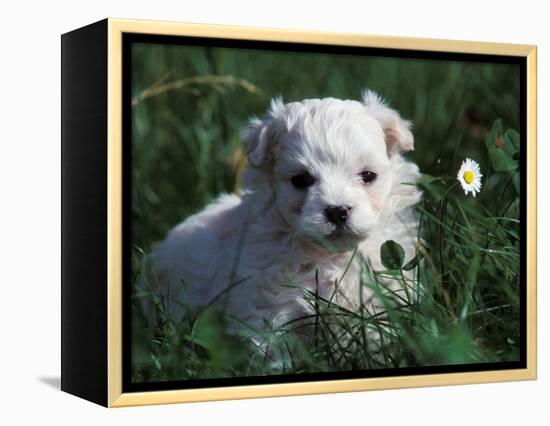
[38,376,61,390]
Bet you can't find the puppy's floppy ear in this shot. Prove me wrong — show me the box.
[362,90,414,155]
[241,117,272,167]
[241,97,285,167]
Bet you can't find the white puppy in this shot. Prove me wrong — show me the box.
[140,90,421,357]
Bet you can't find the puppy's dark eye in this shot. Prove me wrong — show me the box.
[360,170,377,184]
[291,172,315,190]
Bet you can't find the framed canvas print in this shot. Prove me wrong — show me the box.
[61,18,537,407]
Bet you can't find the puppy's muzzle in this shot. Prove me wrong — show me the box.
[324,205,351,226]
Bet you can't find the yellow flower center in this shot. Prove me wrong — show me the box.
[463,170,475,184]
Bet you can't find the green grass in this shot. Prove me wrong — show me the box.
[129,42,521,383]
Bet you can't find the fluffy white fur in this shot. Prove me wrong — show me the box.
[140,90,422,350]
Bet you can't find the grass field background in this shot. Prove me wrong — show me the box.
[130,41,522,383]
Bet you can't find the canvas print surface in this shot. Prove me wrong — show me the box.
[128,39,523,387]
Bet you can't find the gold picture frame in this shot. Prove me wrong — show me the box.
[61,17,537,407]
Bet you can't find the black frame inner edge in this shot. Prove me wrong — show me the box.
[121,32,528,393]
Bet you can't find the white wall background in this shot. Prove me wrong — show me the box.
[0,0,546,424]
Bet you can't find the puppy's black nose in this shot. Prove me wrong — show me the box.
[325,205,350,226]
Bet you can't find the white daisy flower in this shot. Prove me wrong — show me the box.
[457,158,483,197]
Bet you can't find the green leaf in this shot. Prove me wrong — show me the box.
[191,308,247,369]
[485,120,519,172]
[417,173,443,185]
[374,269,402,276]
[416,174,447,193]
[505,128,520,151]
[380,240,405,271]
[403,252,424,271]
[192,308,227,351]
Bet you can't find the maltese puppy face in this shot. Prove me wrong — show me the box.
[274,102,392,247]
[243,92,414,250]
